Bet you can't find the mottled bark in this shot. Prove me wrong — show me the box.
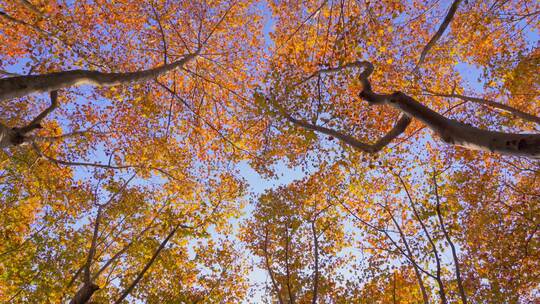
[358,61,540,158]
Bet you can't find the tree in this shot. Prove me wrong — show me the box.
[1,0,539,303]
[1,0,259,302]
[257,0,540,157]
[242,165,355,303]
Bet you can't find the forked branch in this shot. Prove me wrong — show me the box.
[358,63,540,158]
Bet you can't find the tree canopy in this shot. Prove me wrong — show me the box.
[0,0,538,303]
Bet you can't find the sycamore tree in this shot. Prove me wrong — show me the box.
[1,0,259,302]
[1,0,539,303]
[249,0,538,302]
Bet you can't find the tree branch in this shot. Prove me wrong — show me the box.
[0,53,198,101]
[280,107,411,153]
[425,90,540,125]
[359,63,540,158]
[113,223,190,304]
[0,91,59,148]
[415,0,462,71]
[265,60,410,154]
[19,90,59,134]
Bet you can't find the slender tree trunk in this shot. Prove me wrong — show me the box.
[392,272,397,304]
[433,175,468,304]
[399,176,448,304]
[263,228,284,304]
[387,209,430,304]
[114,223,185,304]
[311,220,319,304]
[284,226,295,304]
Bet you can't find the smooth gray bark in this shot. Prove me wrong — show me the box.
[357,61,540,158]
[0,53,197,102]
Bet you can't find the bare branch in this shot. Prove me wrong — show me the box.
[415,0,462,71]
[426,90,540,125]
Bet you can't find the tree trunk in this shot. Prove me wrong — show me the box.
[70,283,100,304]
[113,223,186,303]
[311,220,319,304]
[0,123,31,148]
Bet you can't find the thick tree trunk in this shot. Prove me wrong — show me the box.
[0,53,197,102]
[70,283,99,304]
[0,124,29,148]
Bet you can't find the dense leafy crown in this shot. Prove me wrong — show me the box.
[0,0,538,303]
